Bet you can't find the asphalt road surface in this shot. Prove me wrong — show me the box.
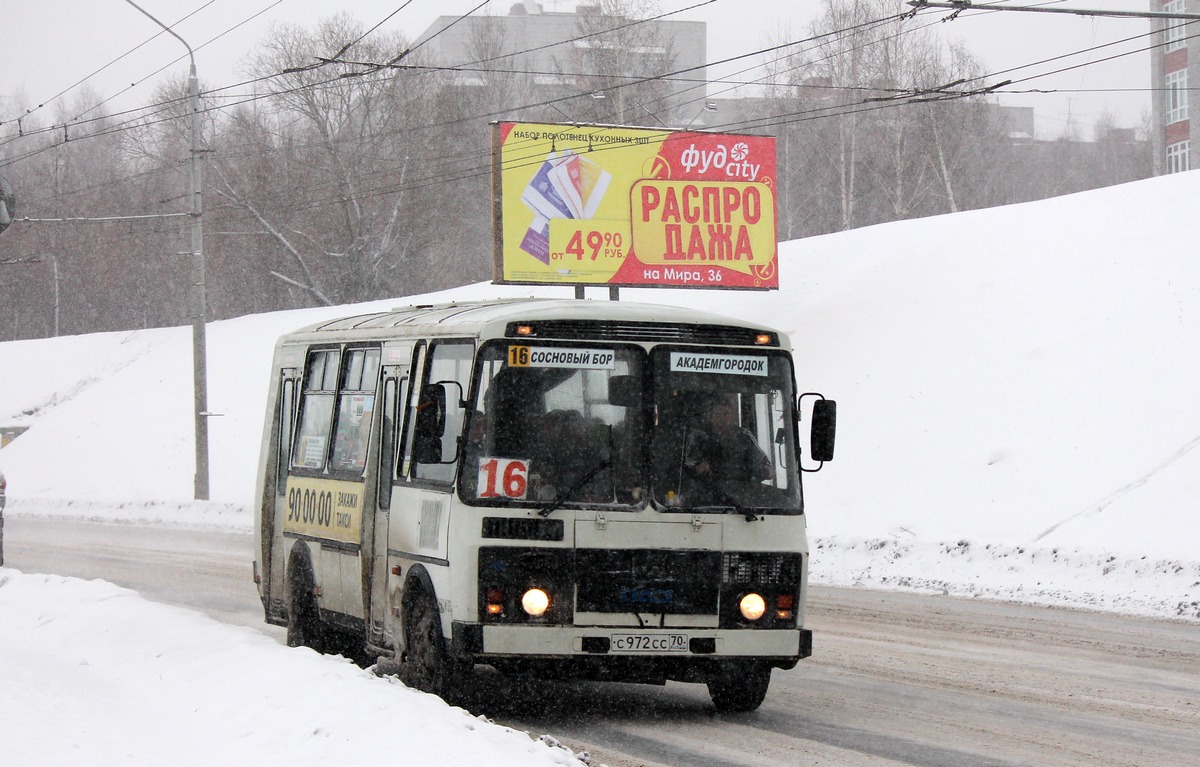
[7,516,1199,766]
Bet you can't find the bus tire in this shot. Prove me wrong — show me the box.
[285,559,326,653]
[707,661,771,713]
[401,591,461,698]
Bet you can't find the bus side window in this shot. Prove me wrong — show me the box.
[292,349,341,471]
[411,341,473,484]
[330,348,382,475]
[377,377,403,511]
[399,343,427,479]
[275,375,296,495]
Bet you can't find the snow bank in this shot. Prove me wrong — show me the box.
[0,568,587,767]
[813,536,1200,621]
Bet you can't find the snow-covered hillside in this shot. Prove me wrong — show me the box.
[5,172,1200,593]
[2,172,1199,764]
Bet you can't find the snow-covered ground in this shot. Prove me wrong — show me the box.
[0,571,586,767]
[2,171,1199,764]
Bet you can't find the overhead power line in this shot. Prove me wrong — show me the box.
[0,6,880,168]
[3,2,1178,216]
[16,212,191,223]
[168,12,1183,218]
[908,1,1200,22]
[0,2,216,131]
[0,1,284,134]
[327,0,417,61]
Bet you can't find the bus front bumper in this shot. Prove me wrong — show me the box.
[454,623,812,662]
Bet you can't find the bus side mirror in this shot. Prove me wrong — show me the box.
[414,381,468,464]
[810,399,836,463]
[440,379,466,410]
[412,384,448,464]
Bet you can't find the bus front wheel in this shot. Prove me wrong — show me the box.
[707,661,771,713]
[401,592,464,697]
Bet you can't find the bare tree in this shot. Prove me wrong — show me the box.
[860,12,942,219]
[917,41,1003,214]
[217,14,444,305]
[554,0,681,127]
[762,0,1014,233]
[803,0,890,230]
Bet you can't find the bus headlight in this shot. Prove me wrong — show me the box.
[521,588,550,617]
[739,592,767,621]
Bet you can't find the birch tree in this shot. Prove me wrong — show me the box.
[218,14,441,305]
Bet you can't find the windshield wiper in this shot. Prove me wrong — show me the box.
[537,459,611,518]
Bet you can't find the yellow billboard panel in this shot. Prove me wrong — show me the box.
[492,122,778,290]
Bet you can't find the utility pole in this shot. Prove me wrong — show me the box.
[50,252,60,336]
[127,1,209,500]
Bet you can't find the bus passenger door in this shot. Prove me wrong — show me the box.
[369,368,405,647]
[389,341,472,623]
[264,367,300,618]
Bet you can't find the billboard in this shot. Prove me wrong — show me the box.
[492,122,778,290]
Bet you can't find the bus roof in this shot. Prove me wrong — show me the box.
[278,298,789,349]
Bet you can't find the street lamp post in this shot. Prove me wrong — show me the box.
[127,1,209,500]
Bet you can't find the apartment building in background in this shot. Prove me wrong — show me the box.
[412,1,706,127]
[1151,0,1196,173]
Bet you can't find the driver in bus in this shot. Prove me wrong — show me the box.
[687,396,774,485]
[534,409,608,500]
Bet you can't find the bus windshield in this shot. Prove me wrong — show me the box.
[460,342,646,508]
[459,341,800,515]
[648,348,801,514]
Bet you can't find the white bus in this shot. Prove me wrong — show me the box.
[253,298,835,712]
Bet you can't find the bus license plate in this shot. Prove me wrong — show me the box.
[610,633,688,653]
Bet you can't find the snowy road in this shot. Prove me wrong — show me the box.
[7,516,1199,766]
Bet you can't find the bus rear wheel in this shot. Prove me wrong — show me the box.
[707,662,771,713]
[286,565,326,653]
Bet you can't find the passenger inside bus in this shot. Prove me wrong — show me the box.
[532,409,611,502]
[461,349,644,506]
